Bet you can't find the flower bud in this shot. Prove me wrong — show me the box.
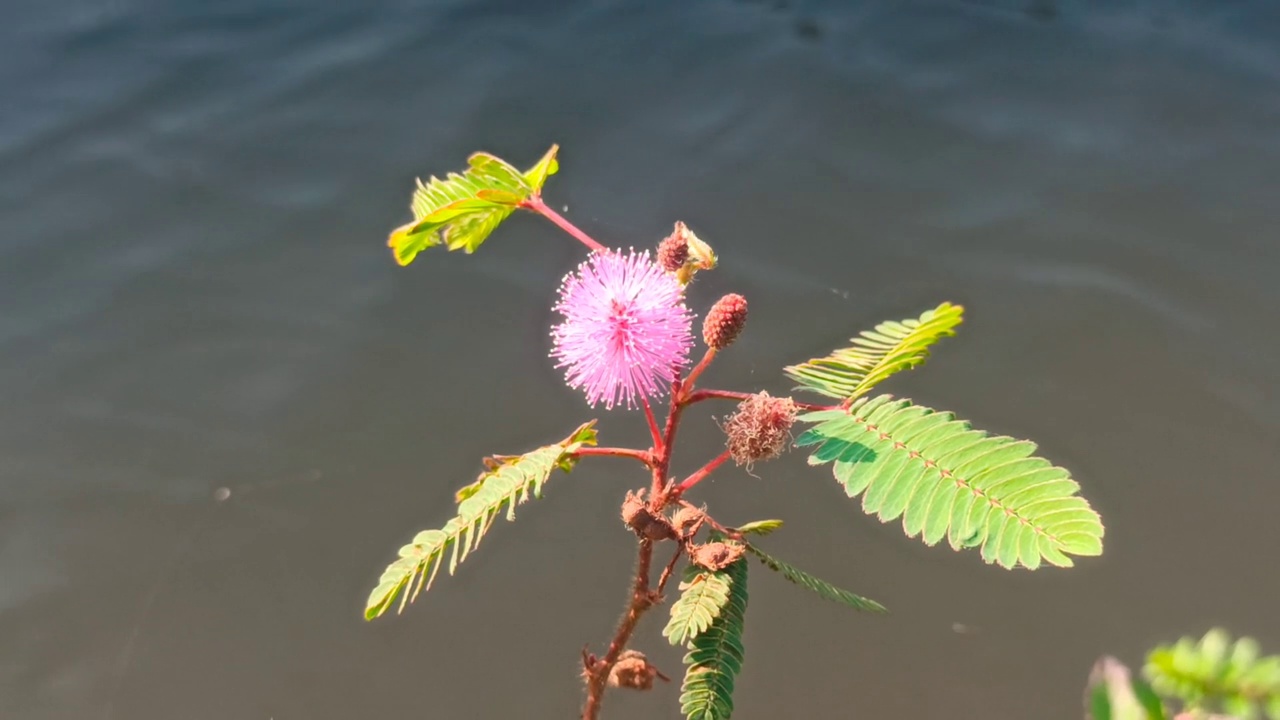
[689,540,745,571]
[666,222,716,285]
[724,391,798,467]
[702,293,748,350]
[657,233,688,273]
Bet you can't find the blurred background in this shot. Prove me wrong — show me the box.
[2,0,1278,718]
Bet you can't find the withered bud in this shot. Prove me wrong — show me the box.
[689,541,745,571]
[657,232,689,273]
[668,221,717,285]
[670,506,705,540]
[621,490,676,541]
[724,391,797,467]
[608,650,668,690]
[703,294,748,350]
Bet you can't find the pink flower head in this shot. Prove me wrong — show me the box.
[550,249,694,409]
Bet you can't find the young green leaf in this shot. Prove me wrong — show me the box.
[664,565,734,647]
[364,421,596,620]
[387,146,560,266]
[680,556,748,720]
[733,519,784,537]
[796,395,1103,570]
[784,302,963,402]
[744,543,885,613]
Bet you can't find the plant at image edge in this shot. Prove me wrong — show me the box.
[1087,628,1280,720]
[364,145,1106,719]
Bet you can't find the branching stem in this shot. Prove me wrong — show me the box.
[684,388,831,411]
[675,449,733,494]
[522,196,608,253]
[641,398,663,453]
[574,446,653,467]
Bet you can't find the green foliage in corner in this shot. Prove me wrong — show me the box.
[1145,628,1280,719]
[665,565,735,647]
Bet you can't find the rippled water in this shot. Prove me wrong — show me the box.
[3,1,1278,718]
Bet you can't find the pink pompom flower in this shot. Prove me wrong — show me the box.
[550,249,694,409]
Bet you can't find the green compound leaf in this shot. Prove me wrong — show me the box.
[387,145,559,266]
[744,543,885,613]
[680,555,748,720]
[664,565,734,647]
[784,302,963,402]
[733,519,784,537]
[1144,628,1280,719]
[796,395,1103,570]
[364,421,595,620]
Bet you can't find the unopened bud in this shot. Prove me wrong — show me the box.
[690,541,745,571]
[668,222,716,284]
[703,294,748,349]
[724,391,798,467]
[657,233,688,273]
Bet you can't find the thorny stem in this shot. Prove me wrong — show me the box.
[581,539,656,719]
[574,446,653,467]
[678,499,744,541]
[522,196,608,253]
[675,449,732,494]
[684,388,832,411]
[641,398,663,453]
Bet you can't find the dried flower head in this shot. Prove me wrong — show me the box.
[666,222,717,285]
[608,649,668,690]
[702,293,748,350]
[550,249,694,409]
[689,541,745,571]
[723,391,798,467]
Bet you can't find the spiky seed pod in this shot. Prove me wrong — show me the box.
[724,391,797,467]
[670,506,705,540]
[702,293,748,350]
[689,541,745,571]
[608,650,666,690]
[621,490,676,541]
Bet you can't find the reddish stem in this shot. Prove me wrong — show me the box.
[675,449,733,494]
[656,543,685,595]
[684,388,832,412]
[574,446,653,467]
[641,398,663,453]
[522,196,608,253]
[680,348,717,398]
[581,540,655,719]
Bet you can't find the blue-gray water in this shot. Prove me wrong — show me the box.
[3,1,1279,718]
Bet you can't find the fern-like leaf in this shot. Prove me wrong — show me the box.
[744,543,886,613]
[784,302,964,402]
[387,145,559,266]
[1086,656,1169,720]
[1144,629,1280,719]
[664,565,734,647]
[796,395,1103,570]
[364,421,595,619]
[680,556,748,720]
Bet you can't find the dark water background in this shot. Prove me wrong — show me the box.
[3,0,1279,718]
